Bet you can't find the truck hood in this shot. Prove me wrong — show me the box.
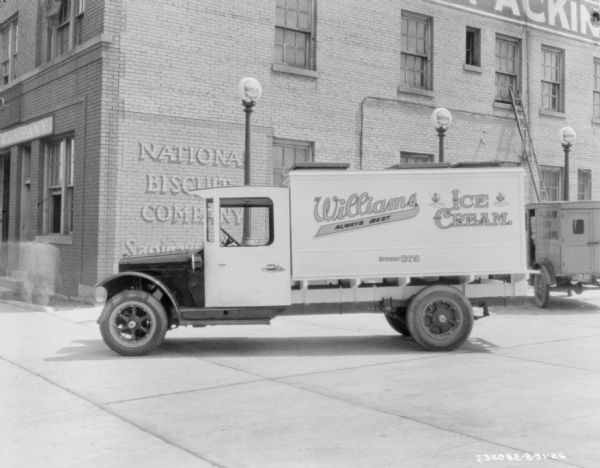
[119,249,192,269]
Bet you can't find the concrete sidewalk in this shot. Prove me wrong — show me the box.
[1,291,600,467]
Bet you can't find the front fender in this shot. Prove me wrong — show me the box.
[96,272,180,323]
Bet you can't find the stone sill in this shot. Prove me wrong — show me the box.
[35,234,73,245]
[463,64,482,74]
[272,63,318,79]
[539,108,566,119]
[397,86,434,98]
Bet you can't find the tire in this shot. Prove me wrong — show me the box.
[533,273,550,308]
[99,289,168,356]
[406,285,474,351]
[384,308,411,336]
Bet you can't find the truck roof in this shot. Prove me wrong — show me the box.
[526,200,600,210]
[189,185,289,200]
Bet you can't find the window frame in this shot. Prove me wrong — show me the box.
[47,0,85,60]
[218,197,275,247]
[541,165,563,201]
[495,35,520,103]
[43,136,74,235]
[594,59,600,119]
[274,0,315,70]
[578,169,592,201]
[465,26,481,68]
[0,15,18,86]
[401,11,433,90]
[541,45,564,113]
[272,138,314,186]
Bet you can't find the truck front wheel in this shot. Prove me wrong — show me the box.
[99,290,168,356]
[406,286,474,351]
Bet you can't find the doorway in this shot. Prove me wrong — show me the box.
[0,154,10,274]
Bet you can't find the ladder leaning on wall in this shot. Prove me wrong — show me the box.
[509,88,548,202]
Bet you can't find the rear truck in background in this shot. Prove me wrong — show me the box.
[526,201,600,307]
[96,163,529,356]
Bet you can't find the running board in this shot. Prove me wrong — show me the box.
[178,306,285,323]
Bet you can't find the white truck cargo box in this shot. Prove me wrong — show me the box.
[288,166,526,281]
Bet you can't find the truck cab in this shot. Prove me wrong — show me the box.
[200,186,292,308]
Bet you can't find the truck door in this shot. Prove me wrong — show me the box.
[562,211,592,273]
[203,189,291,308]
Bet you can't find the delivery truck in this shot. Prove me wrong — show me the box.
[527,200,600,307]
[96,163,529,356]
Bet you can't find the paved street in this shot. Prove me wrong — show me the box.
[1,290,600,468]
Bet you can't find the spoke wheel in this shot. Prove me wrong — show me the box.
[384,308,411,336]
[99,290,168,356]
[533,274,550,308]
[406,285,474,351]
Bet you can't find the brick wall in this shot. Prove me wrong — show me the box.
[1,1,107,296]
[97,0,600,282]
[3,0,600,294]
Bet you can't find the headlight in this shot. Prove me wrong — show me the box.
[95,286,108,304]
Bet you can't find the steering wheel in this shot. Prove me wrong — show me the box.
[220,227,241,247]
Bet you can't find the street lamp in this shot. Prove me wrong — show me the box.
[559,126,576,201]
[237,77,262,185]
[237,77,262,244]
[431,107,452,163]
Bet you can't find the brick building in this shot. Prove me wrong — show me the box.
[0,0,599,298]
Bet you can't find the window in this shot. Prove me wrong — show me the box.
[594,59,600,119]
[21,145,31,183]
[541,46,563,112]
[466,27,480,67]
[578,169,592,200]
[495,36,519,102]
[400,152,434,164]
[541,166,562,201]
[43,137,74,234]
[273,138,313,186]
[401,12,432,90]
[572,219,584,235]
[219,198,274,247]
[47,0,85,60]
[275,0,314,69]
[0,16,18,85]
[74,0,85,46]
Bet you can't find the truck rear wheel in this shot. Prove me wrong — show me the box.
[533,274,550,308]
[384,308,411,336]
[406,285,474,351]
[99,290,168,356]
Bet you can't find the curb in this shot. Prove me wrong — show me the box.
[0,298,55,313]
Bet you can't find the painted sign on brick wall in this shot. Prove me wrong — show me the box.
[123,141,244,256]
[434,0,600,40]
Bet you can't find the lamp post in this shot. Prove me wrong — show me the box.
[559,126,576,201]
[237,77,262,243]
[237,77,262,185]
[431,107,452,163]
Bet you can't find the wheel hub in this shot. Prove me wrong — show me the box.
[128,320,137,329]
[423,301,458,336]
